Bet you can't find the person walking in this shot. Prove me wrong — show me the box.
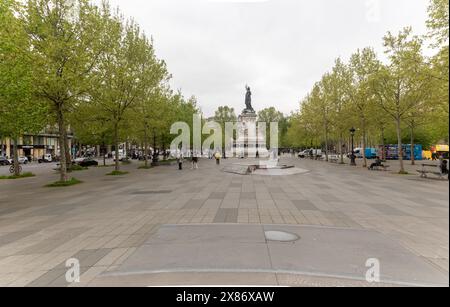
[177,152,184,170]
[214,151,222,165]
[192,151,199,170]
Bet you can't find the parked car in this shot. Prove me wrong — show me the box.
[0,156,10,166]
[298,150,311,158]
[38,154,53,163]
[73,157,99,167]
[299,149,322,158]
[11,157,29,164]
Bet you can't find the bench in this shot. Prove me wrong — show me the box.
[329,156,340,163]
[417,164,447,180]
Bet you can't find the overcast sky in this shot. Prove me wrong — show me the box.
[103,0,430,117]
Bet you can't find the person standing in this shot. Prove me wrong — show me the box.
[192,152,199,170]
[177,152,184,170]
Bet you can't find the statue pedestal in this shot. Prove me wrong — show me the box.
[235,111,267,158]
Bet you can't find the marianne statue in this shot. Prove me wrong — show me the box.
[244,85,255,113]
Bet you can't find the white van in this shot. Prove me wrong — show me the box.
[298,149,322,158]
[38,154,52,163]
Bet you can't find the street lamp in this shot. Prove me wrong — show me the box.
[350,127,356,166]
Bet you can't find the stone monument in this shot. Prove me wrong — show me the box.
[235,85,266,158]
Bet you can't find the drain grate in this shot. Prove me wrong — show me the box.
[265,230,300,242]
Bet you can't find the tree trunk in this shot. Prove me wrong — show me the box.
[57,104,68,182]
[362,119,367,168]
[410,126,415,166]
[114,123,120,172]
[65,135,71,172]
[103,143,106,167]
[396,117,405,173]
[381,127,385,160]
[324,125,329,162]
[13,137,20,176]
[339,135,344,164]
[144,128,149,168]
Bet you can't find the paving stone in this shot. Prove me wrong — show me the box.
[0,157,448,286]
[213,208,238,223]
[293,200,318,211]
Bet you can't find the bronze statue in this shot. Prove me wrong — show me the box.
[245,85,254,113]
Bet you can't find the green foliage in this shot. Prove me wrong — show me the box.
[257,107,287,148]
[18,0,107,182]
[286,2,449,172]
[106,171,129,176]
[69,164,88,171]
[427,0,449,47]
[138,165,152,170]
[46,178,82,187]
[213,106,237,150]
[0,0,47,139]
[0,172,35,180]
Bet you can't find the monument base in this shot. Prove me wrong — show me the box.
[235,111,267,158]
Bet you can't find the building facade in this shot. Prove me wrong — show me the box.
[0,128,73,161]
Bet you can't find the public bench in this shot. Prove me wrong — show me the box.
[368,160,390,171]
[417,163,447,180]
[329,156,340,163]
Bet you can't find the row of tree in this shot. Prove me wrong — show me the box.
[285,0,449,173]
[0,0,199,181]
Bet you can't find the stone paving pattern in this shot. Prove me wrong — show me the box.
[0,157,448,286]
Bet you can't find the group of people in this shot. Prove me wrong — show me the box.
[176,151,223,170]
[368,155,449,175]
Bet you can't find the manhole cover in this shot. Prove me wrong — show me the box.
[265,231,300,242]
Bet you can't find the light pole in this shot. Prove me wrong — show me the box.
[350,127,356,166]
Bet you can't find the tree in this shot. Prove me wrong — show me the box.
[0,0,47,176]
[69,101,114,166]
[91,8,167,171]
[131,87,171,168]
[326,58,352,164]
[427,0,449,146]
[426,0,449,48]
[257,107,285,149]
[347,48,381,168]
[214,106,237,155]
[21,0,105,182]
[372,28,429,173]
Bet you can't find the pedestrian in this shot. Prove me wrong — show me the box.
[432,152,437,161]
[369,156,383,170]
[177,152,184,170]
[439,157,448,175]
[214,151,221,165]
[192,151,199,169]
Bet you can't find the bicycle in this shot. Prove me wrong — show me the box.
[9,164,22,174]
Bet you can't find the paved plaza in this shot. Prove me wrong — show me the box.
[0,157,448,287]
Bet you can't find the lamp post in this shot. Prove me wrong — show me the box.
[350,127,356,166]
